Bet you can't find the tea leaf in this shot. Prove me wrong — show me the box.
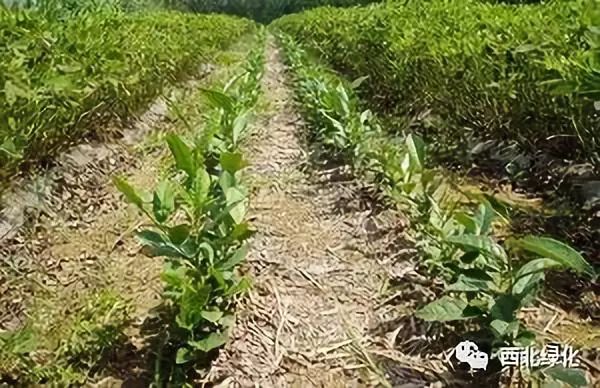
[201,310,224,323]
[220,151,247,174]
[446,274,491,292]
[416,296,469,322]
[543,366,588,387]
[350,75,369,89]
[446,234,494,253]
[512,258,561,296]
[200,88,234,112]
[175,347,194,365]
[232,111,250,145]
[490,295,520,321]
[166,134,195,178]
[218,244,248,270]
[225,187,247,224]
[168,225,191,245]
[405,133,425,172]
[188,332,228,352]
[113,177,145,210]
[194,167,211,208]
[475,201,494,235]
[512,237,594,276]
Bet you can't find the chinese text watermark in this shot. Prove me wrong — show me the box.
[453,341,581,372]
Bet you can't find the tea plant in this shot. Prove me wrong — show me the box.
[273,0,599,170]
[279,35,596,386]
[187,0,379,23]
[0,6,255,179]
[114,37,264,385]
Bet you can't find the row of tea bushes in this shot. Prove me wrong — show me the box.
[0,8,254,178]
[272,0,599,169]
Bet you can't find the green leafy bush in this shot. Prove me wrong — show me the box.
[0,7,254,178]
[115,35,265,384]
[187,0,379,23]
[279,35,594,385]
[273,0,600,168]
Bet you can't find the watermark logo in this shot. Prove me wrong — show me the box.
[454,341,489,370]
[497,343,580,369]
[451,341,581,372]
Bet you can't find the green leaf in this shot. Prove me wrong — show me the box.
[220,152,247,174]
[461,268,493,280]
[515,330,536,347]
[231,111,249,145]
[219,170,236,192]
[188,332,228,352]
[219,313,236,330]
[230,222,253,242]
[223,72,244,93]
[405,133,425,172]
[161,263,187,289]
[543,79,578,96]
[512,258,561,296]
[166,134,195,178]
[201,310,224,323]
[446,234,494,253]
[137,230,194,259]
[454,212,478,234]
[225,187,247,224]
[544,366,588,387]
[474,201,495,235]
[198,242,215,265]
[0,138,21,158]
[415,296,469,322]
[490,295,520,321]
[175,347,194,364]
[350,75,369,89]
[224,276,251,296]
[113,177,145,210]
[446,274,491,292]
[459,251,480,264]
[46,75,73,92]
[168,224,191,245]
[0,326,37,354]
[513,43,538,53]
[512,236,594,276]
[176,284,211,330]
[194,167,211,208]
[483,193,511,222]
[152,181,175,223]
[490,319,519,338]
[200,88,234,112]
[4,80,29,105]
[217,244,248,270]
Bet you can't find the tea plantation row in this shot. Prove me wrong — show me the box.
[0,8,254,178]
[273,0,600,169]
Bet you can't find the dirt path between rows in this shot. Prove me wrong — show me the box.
[209,38,434,388]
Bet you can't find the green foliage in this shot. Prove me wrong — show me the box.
[2,0,183,13]
[114,35,264,384]
[186,0,379,23]
[0,290,130,385]
[273,0,600,169]
[279,35,593,384]
[0,7,254,179]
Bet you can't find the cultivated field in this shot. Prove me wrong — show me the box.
[0,0,597,386]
